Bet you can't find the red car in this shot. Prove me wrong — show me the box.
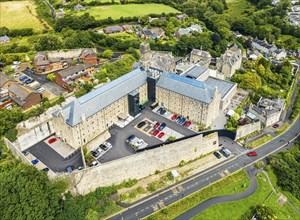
[247,151,257,157]
[171,114,177,121]
[153,130,160,136]
[48,138,57,144]
[273,124,280,129]
[158,132,165,138]
[184,121,191,127]
[154,122,160,129]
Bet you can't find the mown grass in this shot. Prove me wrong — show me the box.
[225,0,255,17]
[192,171,299,220]
[145,170,250,220]
[76,4,180,20]
[247,134,273,148]
[276,123,290,135]
[0,1,46,31]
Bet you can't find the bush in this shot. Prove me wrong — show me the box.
[179,160,186,167]
[255,161,264,169]
[5,128,18,142]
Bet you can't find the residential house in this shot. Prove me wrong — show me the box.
[0,35,10,44]
[0,72,16,103]
[190,49,212,67]
[175,24,202,37]
[121,25,134,33]
[8,84,42,110]
[248,97,285,127]
[288,12,300,27]
[142,28,165,39]
[55,64,95,90]
[103,26,124,34]
[272,49,287,60]
[79,49,98,65]
[251,39,277,55]
[216,44,242,78]
[56,11,64,19]
[74,4,85,11]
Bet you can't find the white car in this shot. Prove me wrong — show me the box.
[136,139,144,146]
[38,87,45,93]
[14,73,21,77]
[13,61,21,65]
[96,147,103,154]
[11,65,20,69]
[91,161,98,166]
[104,142,112,148]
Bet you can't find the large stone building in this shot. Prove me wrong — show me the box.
[216,44,242,78]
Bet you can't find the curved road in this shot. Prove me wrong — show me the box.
[174,168,259,220]
[109,117,300,220]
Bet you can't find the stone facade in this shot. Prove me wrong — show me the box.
[156,86,221,127]
[236,121,261,140]
[67,132,219,195]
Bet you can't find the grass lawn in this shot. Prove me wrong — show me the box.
[0,1,47,31]
[192,172,299,220]
[76,4,180,20]
[145,170,250,220]
[276,123,290,135]
[247,134,273,148]
[225,0,255,17]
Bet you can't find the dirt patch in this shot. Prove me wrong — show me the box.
[277,193,287,206]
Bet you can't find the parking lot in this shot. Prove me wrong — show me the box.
[27,136,83,173]
[98,105,196,163]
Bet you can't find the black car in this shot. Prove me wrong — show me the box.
[126,135,135,143]
[42,167,49,172]
[160,109,166,115]
[213,152,221,159]
[175,116,181,123]
[158,122,166,131]
[156,107,163,114]
[137,121,146,128]
[91,150,100,157]
[99,144,108,151]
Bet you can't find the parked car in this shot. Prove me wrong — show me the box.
[22,151,29,156]
[38,87,45,93]
[213,152,221,159]
[171,114,177,121]
[89,161,99,167]
[66,166,74,173]
[42,167,49,172]
[247,151,257,157]
[158,122,167,131]
[273,124,280,129]
[78,166,83,170]
[126,135,135,143]
[91,150,100,158]
[34,86,41,91]
[31,159,39,165]
[48,138,57,144]
[153,130,160,136]
[160,109,166,115]
[14,73,21,77]
[137,121,146,128]
[104,142,112,148]
[179,117,186,125]
[19,76,29,81]
[24,78,35,84]
[100,144,108,151]
[95,147,103,154]
[13,61,21,65]
[158,132,165,138]
[219,147,231,158]
[136,139,144,146]
[154,122,160,129]
[175,116,181,123]
[156,107,163,114]
[184,121,191,127]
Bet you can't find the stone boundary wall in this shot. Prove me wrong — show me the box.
[67,132,219,195]
[47,48,97,59]
[4,138,31,165]
[236,121,261,140]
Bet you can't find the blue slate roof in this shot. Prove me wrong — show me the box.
[56,68,148,126]
[156,72,216,104]
[182,65,208,79]
[204,77,236,99]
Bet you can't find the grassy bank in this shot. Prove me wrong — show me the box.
[247,134,273,148]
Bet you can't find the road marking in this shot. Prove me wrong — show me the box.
[158,200,165,209]
[177,185,184,191]
[172,188,178,194]
[151,204,159,211]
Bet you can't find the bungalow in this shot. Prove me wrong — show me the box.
[122,25,134,33]
[74,4,85,11]
[103,26,124,34]
[142,28,165,39]
[8,84,42,110]
[55,63,94,90]
[176,14,188,20]
[0,35,10,44]
[79,49,98,65]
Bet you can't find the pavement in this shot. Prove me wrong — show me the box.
[174,167,259,220]
[98,106,195,163]
[109,117,300,220]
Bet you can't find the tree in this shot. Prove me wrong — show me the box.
[255,205,277,220]
[99,49,113,59]
[35,35,62,51]
[47,73,56,82]
[232,17,256,35]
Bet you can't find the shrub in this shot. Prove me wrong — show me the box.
[255,161,264,169]
[179,160,186,167]
[5,128,18,142]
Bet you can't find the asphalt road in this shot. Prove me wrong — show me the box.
[109,117,300,220]
[174,167,259,220]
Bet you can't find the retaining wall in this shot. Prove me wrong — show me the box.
[236,121,261,140]
[68,132,219,195]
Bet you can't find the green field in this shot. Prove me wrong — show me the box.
[225,0,255,17]
[76,4,180,20]
[0,1,47,31]
[192,171,299,220]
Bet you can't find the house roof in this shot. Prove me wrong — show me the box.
[55,68,148,126]
[36,60,50,66]
[58,63,93,78]
[156,72,216,104]
[191,49,211,58]
[104,26,123,33]
[0,35,10,42]
[204,77,236,99]
[182,65,208,79]
[74,4,85,10]
[0,72,15,88]
[8,84,36,101]
[34,52,47,60]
